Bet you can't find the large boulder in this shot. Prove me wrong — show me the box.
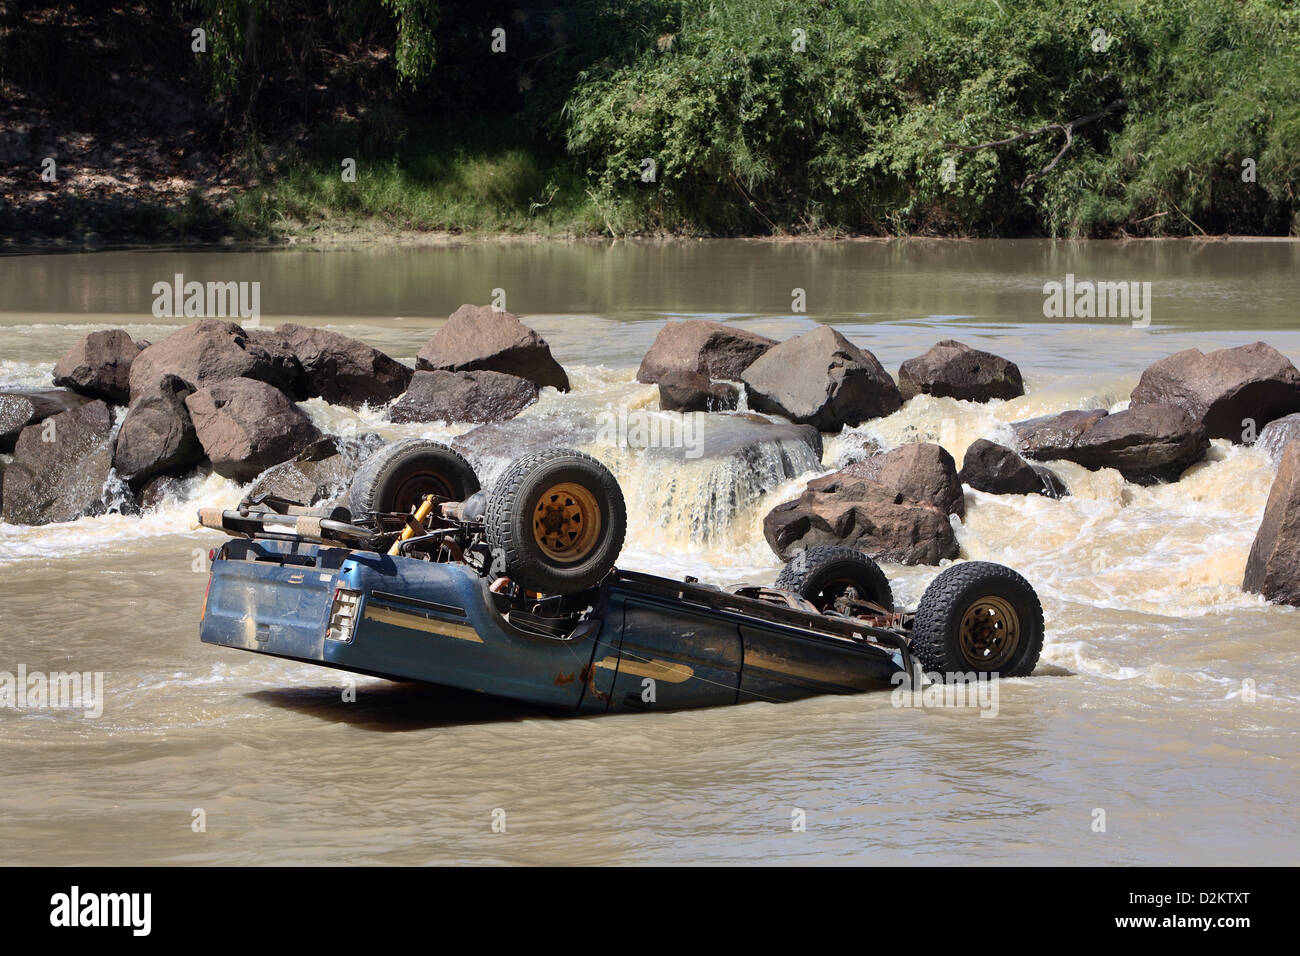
[112,374,204,489]
[959,438,1067,498]
[808,442,964,518]
[741,326,902,431]
[249,323,412,409]
[184,378,322,482]
[898,340,1024,403]
[128,319,299,399]
[389,369,539,424]
[1012,405,1208,485]
[1012,409,1109,460]
[1,400,120,525]
[416,305,569,391]
[1255,412,1300,465]
[1129,342,1300,441]
[1243,441,1300,605]
[636,320,776,384]
[764,480,958,565]
[52,329,139,404]
[657,370,740,412]
[0,388,92,452]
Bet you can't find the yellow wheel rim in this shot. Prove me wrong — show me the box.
[958,595,1021,669]
[531,482,602,563]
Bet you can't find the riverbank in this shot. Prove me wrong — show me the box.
[4,1,1297,247]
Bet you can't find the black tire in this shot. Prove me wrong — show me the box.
[347,439,480,517]
[910,561,1044,677]
[774,546,893,612]
[485,449,626,594]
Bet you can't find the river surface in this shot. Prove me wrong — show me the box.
[1,239,1298,865]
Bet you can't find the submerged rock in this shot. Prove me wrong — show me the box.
[636,319,776,384]
[246,455,358,506]
[1130,342,1300,441]
[451,410,824,542]
[1243,441,1300,606]
[959,438,1067,498]
[388,369,538,424]
[898,340,1024,403]
[184,378,322,482]
[0,388,93,452]
[416,305,569,392]
[657,370,739,413]
[250,323,412,409]
[741,326,902,431]
[1012,405,1207,485]
[52,329,139,404]
[1,400,121,525]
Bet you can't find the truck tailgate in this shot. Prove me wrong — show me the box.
[200,546,339,664]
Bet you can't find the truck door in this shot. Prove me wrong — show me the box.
[602,598,742,711]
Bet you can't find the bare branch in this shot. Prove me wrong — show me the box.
[945,99,1127,189]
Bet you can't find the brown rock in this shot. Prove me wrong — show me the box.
[1014,405,1207,485]
[128,319,298,400]
[113,374,203,489]
[184,378,322,482]
[764,481,958,566]
[416,305,568,391]
[809,442,964,518]
[1130,342,1300,441]
[1243,441,1300,605]
[1,400,120,525]
[0,388,93,452]
[1013,409,1109,459]
[636,320,776,384]
[741,326,902,431]
[249,323,412,408]
[959,438,1065,497]
[52,329,138,403]
[898,340,1024,402]
[389,370,539,424]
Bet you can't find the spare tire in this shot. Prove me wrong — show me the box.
[910,561,1043,677]
[774,546,893,612]
[348,439,480,517]
[486,449,626,594]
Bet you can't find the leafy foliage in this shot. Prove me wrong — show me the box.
[564,0,1300,236]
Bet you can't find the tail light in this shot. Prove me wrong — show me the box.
[327,587,362,643]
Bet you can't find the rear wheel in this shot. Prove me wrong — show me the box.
[486,449,626,594]
[774,546,893,612]
[910,561,1043,676]
[348,439,480,517]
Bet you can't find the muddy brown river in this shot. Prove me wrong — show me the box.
[2,239,1298,865]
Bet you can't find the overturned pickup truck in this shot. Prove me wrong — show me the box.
[198,440,1044,713]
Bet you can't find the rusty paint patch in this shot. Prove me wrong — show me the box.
[580,663,609,704]
[553,671,577,686]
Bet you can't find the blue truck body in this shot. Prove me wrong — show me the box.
[200,537,911,713]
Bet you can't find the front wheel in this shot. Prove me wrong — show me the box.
[910,562,1043,676]
[348,439,480,517]
[774,545,893,612]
